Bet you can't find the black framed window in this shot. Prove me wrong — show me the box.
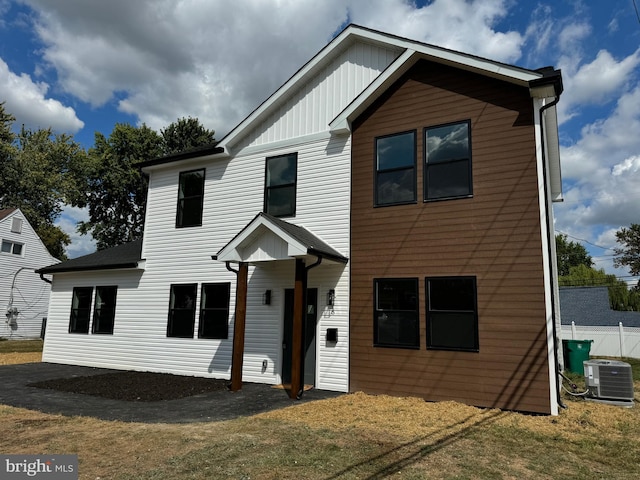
[374,278,419,348]
[198,283,231,339]
[167,284,197,338]
[69,287,93,334]
[424,121,472,200]
[176,169,205,227]
[426,276,478,351]
[264,153,297,217]
[92,286,118,334]
[375,131,416,206]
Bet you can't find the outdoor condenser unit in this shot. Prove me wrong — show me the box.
[583,359,635,407]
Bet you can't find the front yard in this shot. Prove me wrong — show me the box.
[1,340,639,479]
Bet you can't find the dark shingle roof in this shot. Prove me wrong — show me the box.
[37,239,143,274]
[0,208,17,221]
[559,286,640,327]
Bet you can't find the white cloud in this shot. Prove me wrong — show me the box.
[55,205,95,258]
[0,57,84,132]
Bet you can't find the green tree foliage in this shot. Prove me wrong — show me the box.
[555,234,593,276]
[76,124,163,250]
[161,117,216,155]
[0,103,87,259]
[559,264,640,311]
[614,224,640,276]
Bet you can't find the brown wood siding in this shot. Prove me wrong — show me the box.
[350,60,552,414]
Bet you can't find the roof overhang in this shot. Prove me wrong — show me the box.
[215,213,348,265]
[137,144,227,173]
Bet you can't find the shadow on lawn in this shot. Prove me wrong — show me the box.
[324,409,505,479]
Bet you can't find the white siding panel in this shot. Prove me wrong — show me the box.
[43,134,351,392]
[236,41,399,151]
[1,210,57,339]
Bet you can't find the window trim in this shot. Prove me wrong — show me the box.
[1,239,24,256]
[263,152,298,218]
[69,287,93,334]
[198,282,231,339]
[92,286,118,335]
[425,276,479,352]
[423,120,473,202]
[167,283,198,338]
[175,168,205,228]
[374,130,417,207]
[373,277,420,349]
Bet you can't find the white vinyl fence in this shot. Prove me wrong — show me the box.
[561,322,640,359]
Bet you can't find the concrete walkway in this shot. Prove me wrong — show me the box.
[0,362,342,424]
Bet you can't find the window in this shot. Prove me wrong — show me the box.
[198,283,231,339]
[11,217,22,233]
[374,278,419,348]
[424,121,472,200]
[1,240,23,255]
[176,169,205,227]
[167,284,197,338]
[426,276,478,351]
[92,286,118,334]
[264,153,297,217]
[69,287,93,334]
[375,131,416,206]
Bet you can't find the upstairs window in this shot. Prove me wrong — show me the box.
[92,286,118,334]
[1,240,23,256]
[264,153,297,217]
[375,131,416,206]
[426,276,478,351]
[176,169,205,227]
[424,121,472,201]
[374,278,420,348]
[69,287,93,334]
[11,217,22,233]
[167,284,197,338]
[198,283,231,339]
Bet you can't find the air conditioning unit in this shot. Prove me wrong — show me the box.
[583,359,634,407]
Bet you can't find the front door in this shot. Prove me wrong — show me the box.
[282,288,318,386]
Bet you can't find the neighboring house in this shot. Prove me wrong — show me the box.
[560,286,640,328]
[1,208,58,339]
[38,25,564,414]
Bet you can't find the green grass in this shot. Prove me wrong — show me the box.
[0,339,43,353]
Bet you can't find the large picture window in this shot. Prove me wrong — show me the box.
[374,278,419,348]
[198,283,231,339]
[167,284,197,338]
[375,131,416,206]
[92,286,118,334]
[69,287,93,334]
[424,121,472,201]
[176,169,205,227]
[264,153,297,217]
[426,276,478,351]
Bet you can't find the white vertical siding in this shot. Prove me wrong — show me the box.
[0,210,57,339]
[43,135,351,392]
[235,41,399,150]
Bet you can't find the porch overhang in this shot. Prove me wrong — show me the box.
[214,212,348,265]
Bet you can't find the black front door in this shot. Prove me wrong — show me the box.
[282,288,318,386]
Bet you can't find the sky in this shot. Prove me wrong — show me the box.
[0,0,639,285]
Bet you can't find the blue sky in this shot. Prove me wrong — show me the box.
[1,0,639,285]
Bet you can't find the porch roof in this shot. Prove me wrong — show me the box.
[214,213,348,265]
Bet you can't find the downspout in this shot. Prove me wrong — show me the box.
[539,96,566,410]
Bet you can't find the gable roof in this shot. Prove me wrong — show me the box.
[216,212,348,265]
[37,239,144,274]
[559,286,640,327]
[0,208,17,222]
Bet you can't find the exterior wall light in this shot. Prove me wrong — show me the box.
[326,289,335,306]
[262,290,272,305]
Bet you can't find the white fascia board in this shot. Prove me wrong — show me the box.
[543,104,563,202]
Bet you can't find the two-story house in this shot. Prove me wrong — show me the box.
[38,25,563,414]
[1,208,58,338]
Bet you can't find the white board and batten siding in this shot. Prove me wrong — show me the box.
[0,209,58,339]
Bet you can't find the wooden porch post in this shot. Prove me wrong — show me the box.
[290,258,307,399]
[230,262,248,392]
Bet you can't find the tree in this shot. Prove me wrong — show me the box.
[161,117,216,155]
[0,103,87,259]
[76,124,163,250]
[613,224,640,276]
[555,234,593,276]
